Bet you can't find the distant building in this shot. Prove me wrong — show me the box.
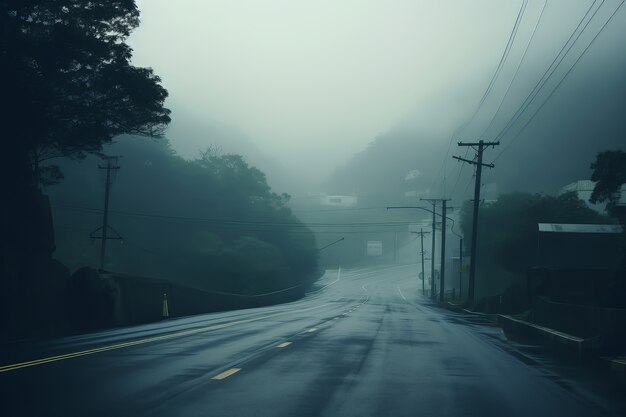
[403,168,431,199]
[558,180,626,212]
[559,180,605,213]
[320,195,358,207]
[537,223,623,270]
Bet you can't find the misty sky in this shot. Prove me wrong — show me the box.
[128,0,625,191]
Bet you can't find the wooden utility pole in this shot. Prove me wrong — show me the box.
[453,140,499,305]
[421,198,450,302]
[90,156,122,271]
[421,200,437,299]
[412,229,430,296]
[459,238,463,299]
[439,199,448,302]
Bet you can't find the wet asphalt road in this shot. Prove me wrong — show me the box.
[0,265,621,417]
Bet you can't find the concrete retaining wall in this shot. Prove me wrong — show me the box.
[533,296,626,352]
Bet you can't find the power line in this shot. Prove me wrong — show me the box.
[491,0,605,146]
[492,0,624,162]
[289,206,387,213]
[462,173,474,200]
[469,0,528,125]
[53,204,433,236]
[450,147,471,199]
[54,204,422,228]
[431,0,528,197]
[479,0,548,140]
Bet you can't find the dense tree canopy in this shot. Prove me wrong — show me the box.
[590,150,626,221]
[49,137,320,295]
[1,1,170,337]
[1,0,170,187]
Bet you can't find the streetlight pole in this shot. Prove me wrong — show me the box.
[412,229,430,296]
[388,204,454,301]
[459,238,463,300]
[420,198,450,301]
[421,229,425,296]
[430,206,436,299]
[440,199,447,302]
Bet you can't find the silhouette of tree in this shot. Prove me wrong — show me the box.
[590,150,626,221]
[2,0,170,188]
[1,1,170,336]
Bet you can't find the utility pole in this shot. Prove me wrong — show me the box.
[459,238,463,299]
[421,198,450,302]
[418,229,429,296]
[411,229,430,296]
[90,156,122,271]
[439,199,447,302]
[453,140,499,305]
[421,199,437,299]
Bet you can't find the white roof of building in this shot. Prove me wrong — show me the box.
[538,223,623,233]
[560,180,596,193]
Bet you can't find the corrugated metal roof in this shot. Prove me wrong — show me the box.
[538,223,623,233]
[560,180,597,193]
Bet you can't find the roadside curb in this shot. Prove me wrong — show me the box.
[497,315,601,358]
[604,356,626,376]
[441,302,600,358]
[443,302,498,322]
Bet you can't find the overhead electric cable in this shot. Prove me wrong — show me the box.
[431,0,527,196]
[492,0,604,145]
[479,0,549,139]
[450,147,471,200]
[53,204,426,228]
[491,0,624,162]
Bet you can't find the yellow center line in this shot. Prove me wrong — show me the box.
[211,368,241,380]
[0,304,328,373]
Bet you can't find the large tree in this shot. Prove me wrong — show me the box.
[590,150,626,222]
[1,0,170,334]
[2,0,170,188]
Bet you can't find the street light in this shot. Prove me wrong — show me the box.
[387,205,456,302]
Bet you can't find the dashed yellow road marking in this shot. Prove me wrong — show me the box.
[0,304,329,373]
[277,342,291,348]
[211,368,241,380]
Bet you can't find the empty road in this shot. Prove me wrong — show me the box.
[0,265,621,416]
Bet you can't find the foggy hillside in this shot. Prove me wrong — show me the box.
[328,14,626,202]
[163,108,304,193]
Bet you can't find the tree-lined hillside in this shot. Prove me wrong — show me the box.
[49,137,320,295]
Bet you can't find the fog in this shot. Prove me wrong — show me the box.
[128,0,625,195]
